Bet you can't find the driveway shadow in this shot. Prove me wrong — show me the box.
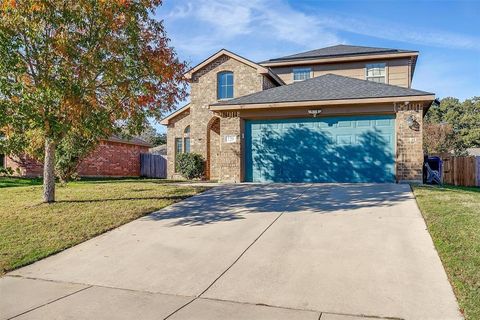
[142,184,411,226]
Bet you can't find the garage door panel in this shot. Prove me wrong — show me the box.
[245,115,395,183]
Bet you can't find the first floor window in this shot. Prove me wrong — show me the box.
[366,63,386,83]
[175,138,183,172]
[293,67,311,81]
[184,138,191,153]
[184,126,191,153]
[0,154,4,168]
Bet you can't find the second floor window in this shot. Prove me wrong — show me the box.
[366,63,386,83]
[293,68,311,81]
[217,71,234,100]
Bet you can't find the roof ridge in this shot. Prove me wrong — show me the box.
[260,44,417,64]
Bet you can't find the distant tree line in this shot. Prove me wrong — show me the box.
[136,122,167,146]
[424,97,480,155]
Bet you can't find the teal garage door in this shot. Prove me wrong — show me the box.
[245,115,395,183]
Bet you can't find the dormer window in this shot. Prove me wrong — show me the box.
[217,71,234,100]
[293,67,311,82]
[366,63,386,83]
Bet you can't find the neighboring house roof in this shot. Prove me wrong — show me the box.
[184,49,285,86]
[149,144,167,155]
[160,103,190,125]
[467,148,480,156]
[211,74,434,109]
[262,45,417,63]
[106,135,152,147]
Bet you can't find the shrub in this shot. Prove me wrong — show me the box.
[176,153,205,180]
[0,167,14,176]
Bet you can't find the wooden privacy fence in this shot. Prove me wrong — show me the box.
[439,155,480,187]
[140,153,167,178]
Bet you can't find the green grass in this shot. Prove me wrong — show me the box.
[412,185,480,320]
[0,177,43,188]
[0,177,208,275]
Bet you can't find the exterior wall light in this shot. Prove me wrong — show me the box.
[406,114,420,130]
[308,109,322,117]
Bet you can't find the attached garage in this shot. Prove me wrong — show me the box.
[209,73,435,183]
[245,115,395,183]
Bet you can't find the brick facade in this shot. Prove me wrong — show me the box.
[395,103,425,182]
[5,155,43,177]
[3,140,149,177]
[77,141,149,177]
[165,52,429,183]
[166,54,269,181]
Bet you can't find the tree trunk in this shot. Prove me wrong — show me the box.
[43,139,56,203]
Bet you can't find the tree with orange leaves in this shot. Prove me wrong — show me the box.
[0,0,187,202]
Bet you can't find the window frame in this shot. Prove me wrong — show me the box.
[217,71,234,100]
[183,126,191,153]
[293,67,312,82]
[365,63,387,84]
[174,137,183,172]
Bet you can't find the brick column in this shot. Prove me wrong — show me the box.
[218,113,242,182]
[395,103,424,183]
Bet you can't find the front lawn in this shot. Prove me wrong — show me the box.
[0,178,208,275]
[412,185,480,320]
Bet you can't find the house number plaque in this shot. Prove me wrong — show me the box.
[224,135,237,143]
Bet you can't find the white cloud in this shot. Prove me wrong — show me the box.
[161,0,342,58]
[318,15,480,51]
[161,0,480,60]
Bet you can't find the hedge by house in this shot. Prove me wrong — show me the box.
[176,153,205,180]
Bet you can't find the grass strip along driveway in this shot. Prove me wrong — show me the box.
[0,178,208,275]
[413,185,480,320]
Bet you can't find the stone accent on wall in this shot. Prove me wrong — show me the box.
[395,103,424,182]
[166,54,265,181]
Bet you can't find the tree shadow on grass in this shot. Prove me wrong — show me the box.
[55,195,189,204]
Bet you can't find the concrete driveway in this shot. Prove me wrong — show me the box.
[1,184,462,320]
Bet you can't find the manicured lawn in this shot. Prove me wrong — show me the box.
[412,185,480,320]
[0,177,208,275]
[0,177,43,188]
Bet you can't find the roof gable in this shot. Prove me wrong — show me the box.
[184,49,284,85]
[211,74,434,108]
[185,49,268,80]
[160,103,190,125]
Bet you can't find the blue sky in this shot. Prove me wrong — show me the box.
[153,0,480,132]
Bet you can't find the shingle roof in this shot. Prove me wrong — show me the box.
[261,45,417,63]
[212,74,434,106]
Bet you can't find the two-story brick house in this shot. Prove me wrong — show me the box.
[161,45,435,183]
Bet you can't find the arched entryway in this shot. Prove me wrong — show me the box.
[206,117,220,180]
